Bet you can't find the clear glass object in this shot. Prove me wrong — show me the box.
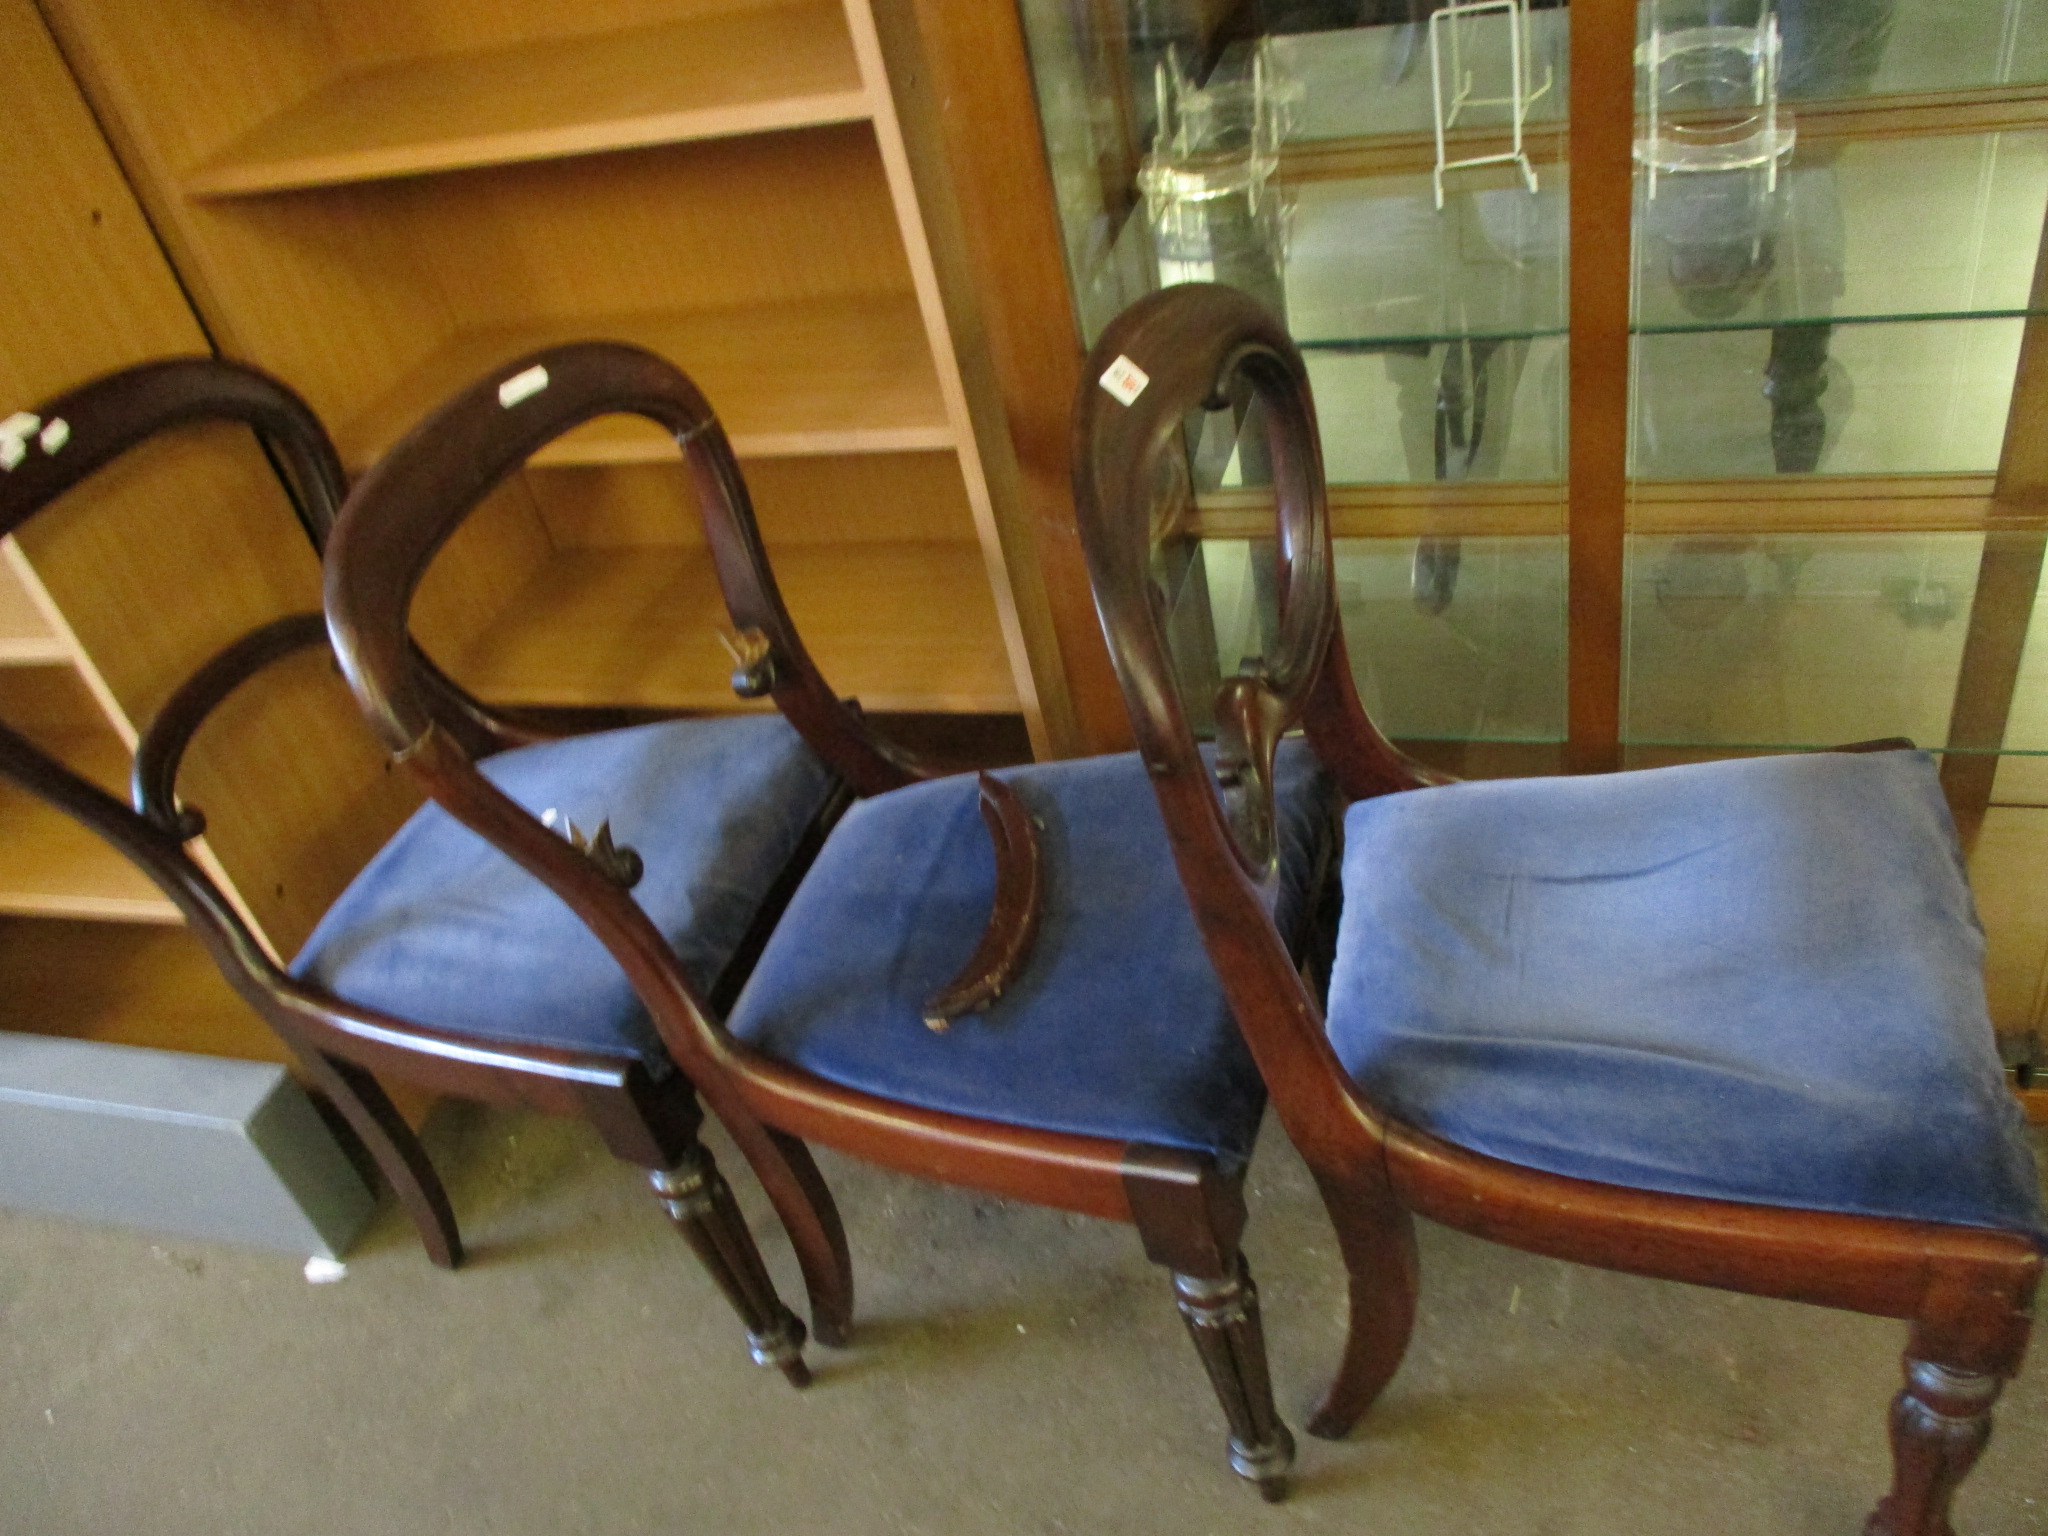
[1136,43,1298,305]
[1635,9,1795,198]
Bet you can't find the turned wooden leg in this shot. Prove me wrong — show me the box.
[650,1145,811,1388]
[1864,1360,2005,1536]
[1305,1165,1419,1440]
[1124,1146,1296,1500]
[1173,1256,1297,1501]
[1864,1263,2037,1536]
[582,1071,814,1385]
[297,1048,463,1269]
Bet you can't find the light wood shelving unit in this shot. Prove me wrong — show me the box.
[41,0,1058,753]
[1,0,424,1075]
[0,0,387,1081]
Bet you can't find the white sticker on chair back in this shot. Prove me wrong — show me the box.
[0,411,41,471]
[1099,355,1150,406]
[497,365,550,409]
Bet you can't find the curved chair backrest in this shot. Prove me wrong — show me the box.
[0,359,549,1090]
[322,341,920,1094]
[0,356,540,1266]
[1070,284,1428,1153]
[0,358,346,959]
[0,356,346,545]
[326,341,917,793]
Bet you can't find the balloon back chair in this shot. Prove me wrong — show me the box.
[1071,284,2045,1536]
[323,340,1342,1497]
[0,357,462,1267]
[0,354,883,1388]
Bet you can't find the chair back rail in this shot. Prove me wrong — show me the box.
[0,357,343,544]
[1072,285,1423,1162]
[324,341,917,795]
[0,359,645,1100]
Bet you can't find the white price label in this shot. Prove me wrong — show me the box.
[498,365,550,408]
[1099,354,1150,406]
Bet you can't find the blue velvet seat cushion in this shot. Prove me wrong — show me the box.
[726,745,1334,1162]
[1326,750,2046,1237]
[292,714,837,1063]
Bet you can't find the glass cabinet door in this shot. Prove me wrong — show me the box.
[1017,0,1572,772]
[1012,0,2048,1083]
[1623,0,2048,760]
[1619,0,2048,1078]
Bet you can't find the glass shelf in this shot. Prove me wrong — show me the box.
[1162,533,1565,745]
[1632,316,2024,479]
[1633,130,2048,333]
[1285,170,1566,348]
[1644,0,2048,105]
[1266,10,1568,146]
[1621,529,2004,752]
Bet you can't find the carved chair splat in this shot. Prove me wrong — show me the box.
[324,340,1333,1497]
[1071,284,2045,1536]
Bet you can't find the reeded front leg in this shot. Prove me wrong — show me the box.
[1864,1360,2003,1536]
[1124,1147,1295,1499]
[651,1143,811,1387]
[1173,1255,1296,1502]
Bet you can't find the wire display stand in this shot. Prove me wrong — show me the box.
[1429,0,1553,210]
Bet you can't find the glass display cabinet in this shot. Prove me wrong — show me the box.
[996,0,2048,1089]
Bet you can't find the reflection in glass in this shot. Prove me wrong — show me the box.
[1633,318,2024,477]
[1181,536,1565,742]
[1138,43,1298,313]
[1624,533,1983,748]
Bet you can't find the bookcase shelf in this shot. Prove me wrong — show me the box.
[183,2,870,196]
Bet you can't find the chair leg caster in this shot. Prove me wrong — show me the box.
[747,1305,813,1389]
[1229,1422,1295,1503]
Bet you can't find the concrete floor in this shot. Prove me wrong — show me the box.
[4,1106,2044,1536]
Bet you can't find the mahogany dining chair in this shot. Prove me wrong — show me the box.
[322,339,1340,1497]
[1071,282,2044,1536]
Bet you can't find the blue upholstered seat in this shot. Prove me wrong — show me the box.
[293,714,837,1063]
[726,746,1334,1162]
[1325,749,2046,1235]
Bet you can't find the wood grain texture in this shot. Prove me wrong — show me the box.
[1941,204,2048,844]
[448,542,1016,712]
[0,672,176,920]
[0,917,285,1061]
[333,295,948,470]
[524,451,980,549]
[1189,476,2016,540]
[899,0,1134,755]
[45,0,1035,771]
[0,548,68,665]
[1565,0,1634,775]
[862,0,1068,757]
[185,5,868,195]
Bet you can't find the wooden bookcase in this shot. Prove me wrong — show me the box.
[37,0,1067,748]
[0,0,426,1071]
